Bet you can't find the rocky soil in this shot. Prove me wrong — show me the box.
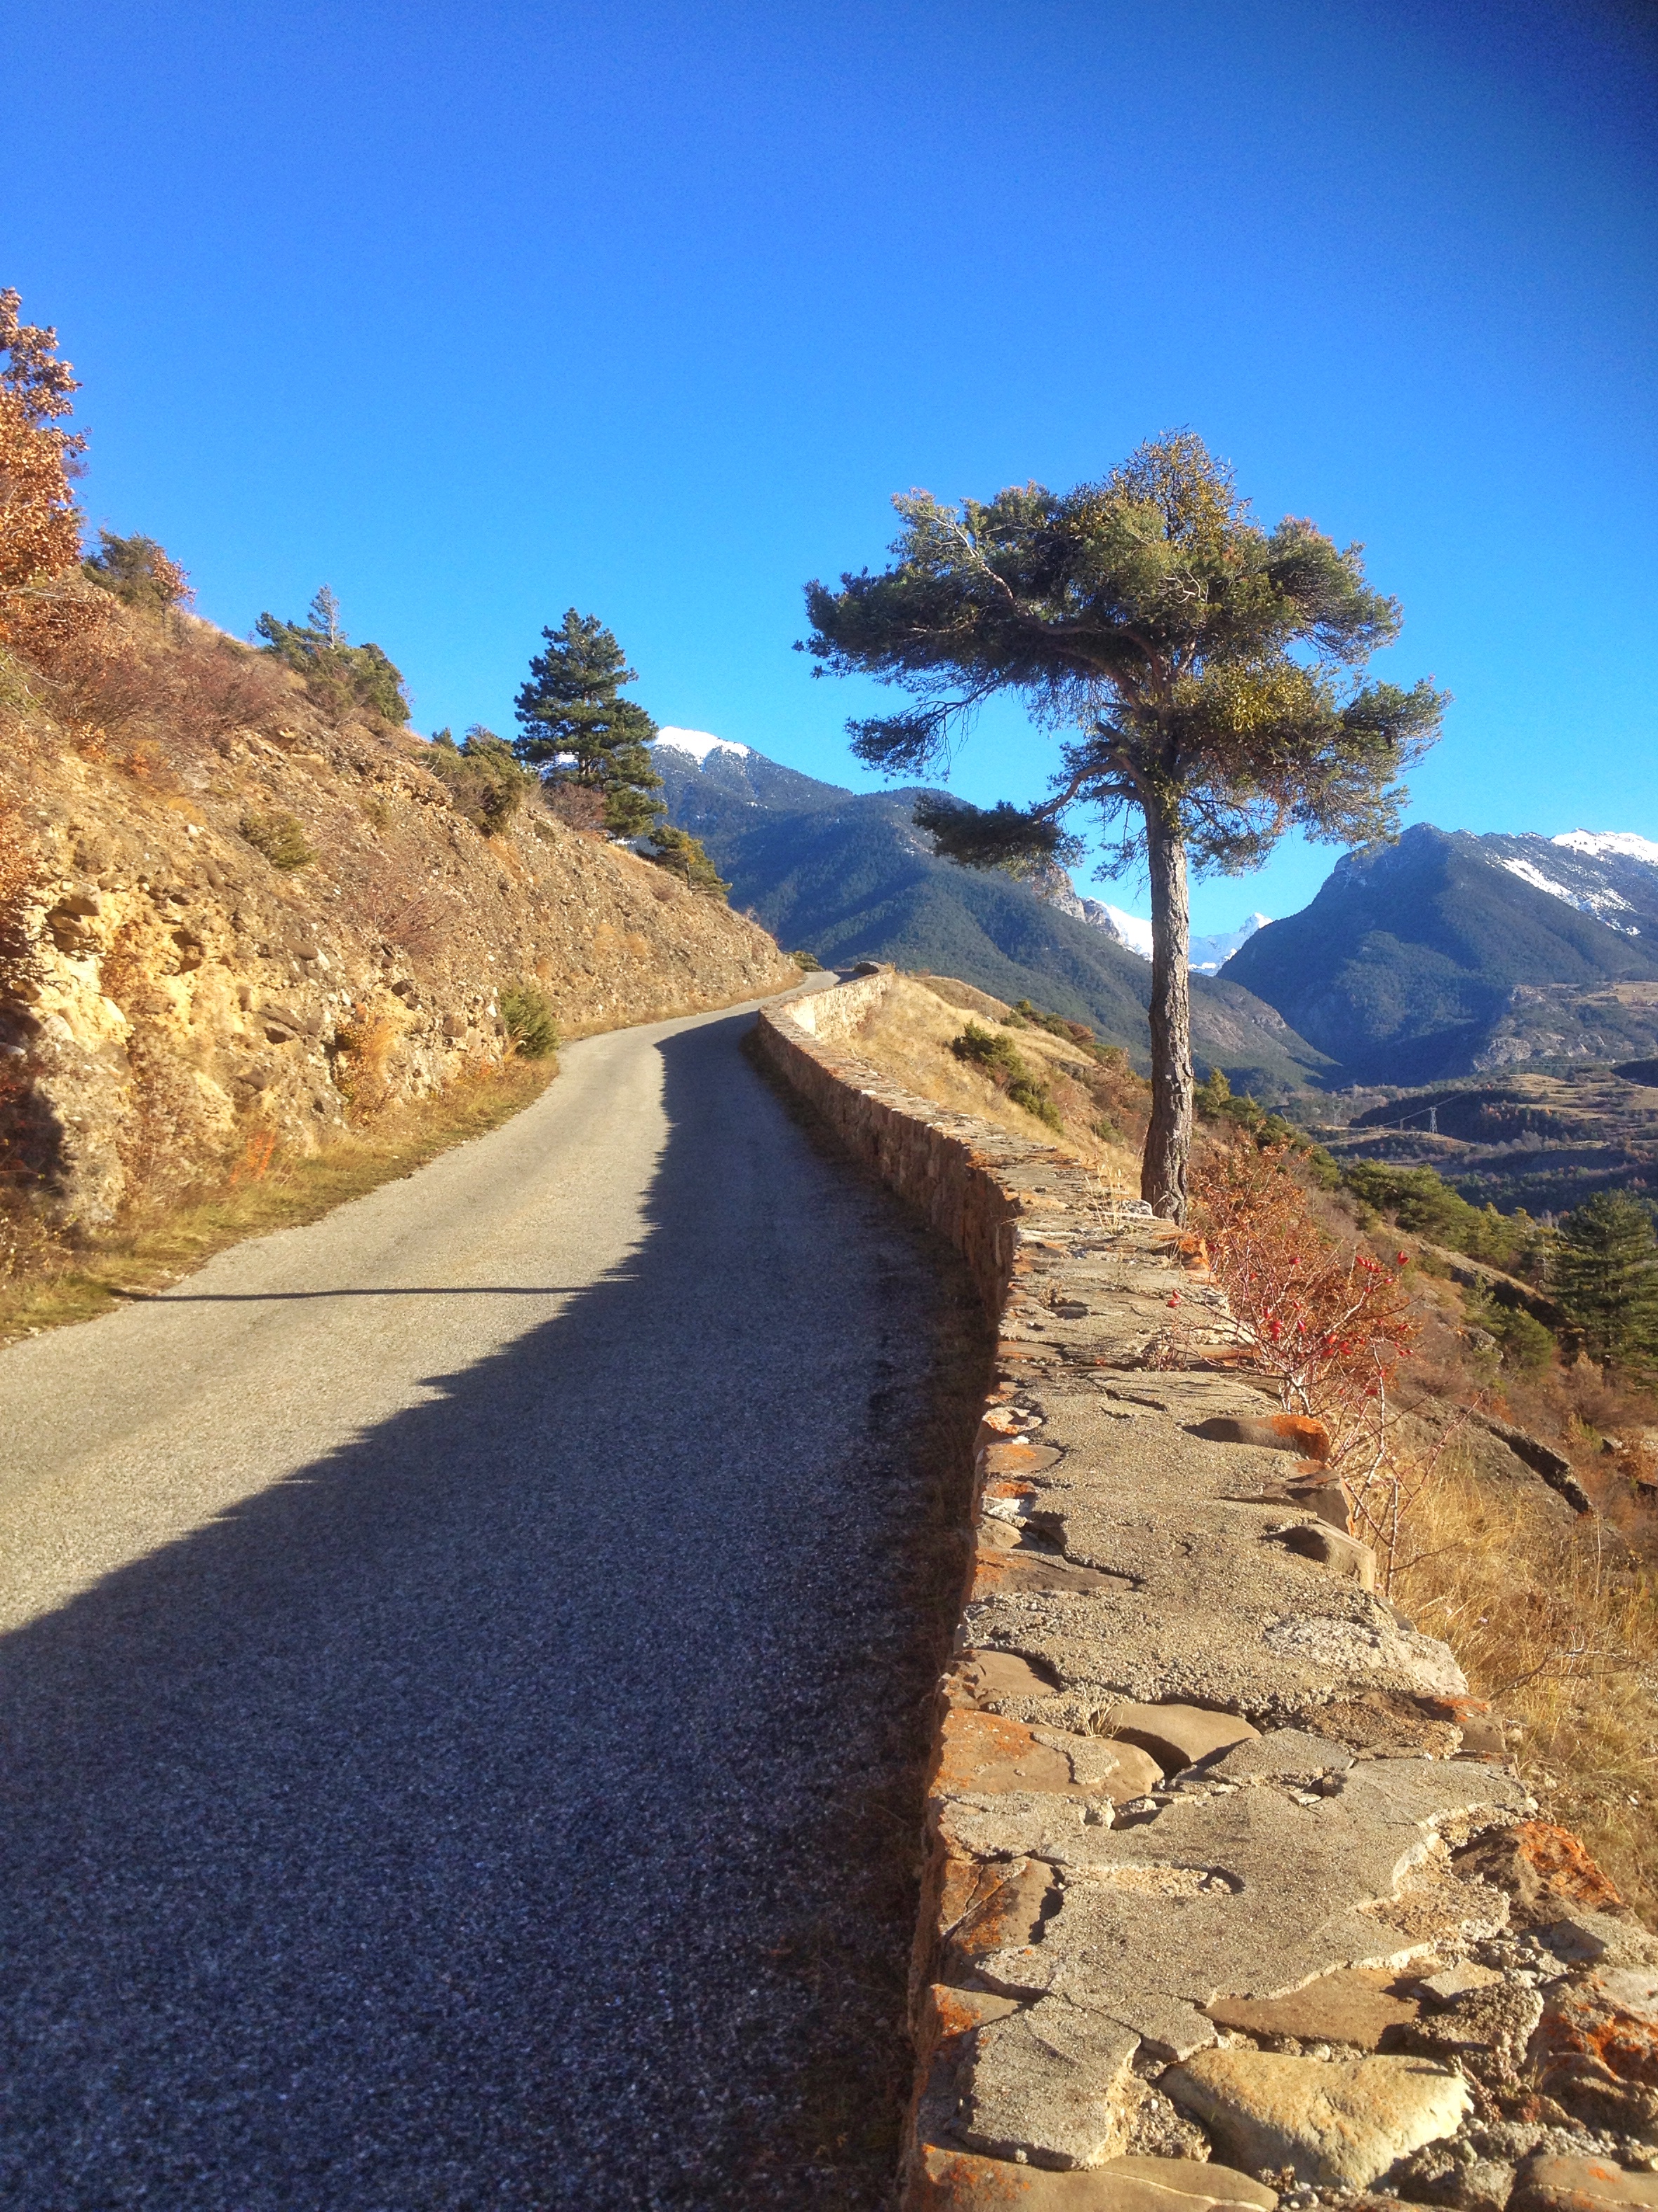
[0,637,796,1229]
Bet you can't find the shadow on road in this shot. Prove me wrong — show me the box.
[0,1010,956,2211]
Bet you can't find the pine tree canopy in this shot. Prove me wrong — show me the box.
[255,592,407,725]
[802,431,1445,877]
[799,430,1446,1221]
[1552,1191,1658,1372]
[513,608,663,837]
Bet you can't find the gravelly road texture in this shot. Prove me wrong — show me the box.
[0,992,949,2210]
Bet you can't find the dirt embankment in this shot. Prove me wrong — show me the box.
[1,631,796,1232]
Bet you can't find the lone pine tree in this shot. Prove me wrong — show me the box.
[513,610,663,839]
[802,431,1445,1219]
[1553,1191,1658,1374]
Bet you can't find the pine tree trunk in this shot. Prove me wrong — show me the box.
[1142,810,1194,1222]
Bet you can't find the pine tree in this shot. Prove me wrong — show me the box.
[255,590,407,724]
[1553,1191,1658,1371]
[802,432,1445,1220]
[513,610,663,838]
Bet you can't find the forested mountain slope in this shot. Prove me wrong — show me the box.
[1222,824,1658,1083]
[653,737,1331,1094]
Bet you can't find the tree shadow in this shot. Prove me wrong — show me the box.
[0,1010,945,2211]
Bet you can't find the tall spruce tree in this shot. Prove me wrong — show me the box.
[1553,1191,1658,1372]
[801,432,1445,1220]
[513,609,663,838]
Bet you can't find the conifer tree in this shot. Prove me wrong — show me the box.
[255,590,407,724]
[1552,1191,1658,1372]
[513,609,664,838]
[802,432,1445,1220]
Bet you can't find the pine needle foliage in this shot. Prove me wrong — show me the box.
[512,609,664,838]
[949,1021,1062,1129]
[255,589,408,725]
[500,981,559,1060]
[639,822,729,897]
[1552,1191,1658,1374]
[426,725,536,834]
[801,431,1445,1221]
[83,531,192,618]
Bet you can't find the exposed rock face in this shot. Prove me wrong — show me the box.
[755,972,1658,2211]
[1,705,795,1226]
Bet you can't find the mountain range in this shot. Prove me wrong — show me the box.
[649,733,1328,1094]
[1223,825,1658,1085]
[652,732,1658,1094]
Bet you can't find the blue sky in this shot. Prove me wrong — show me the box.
[9,0,1656,932]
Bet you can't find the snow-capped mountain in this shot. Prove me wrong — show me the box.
[1479,829,1658,940]
[653,728,752,765]
[1076,901,1269,974]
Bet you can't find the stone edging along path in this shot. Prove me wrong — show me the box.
[755,976,1658,2212]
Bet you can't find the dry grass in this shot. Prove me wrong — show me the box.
[850,974,1142,1184]
[1395,1454,1658,1919]
[0,1056,558,1347]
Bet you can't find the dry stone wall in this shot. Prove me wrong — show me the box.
[755,976,1658,2212]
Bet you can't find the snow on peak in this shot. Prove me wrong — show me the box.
[1081,905,1269,972]
[1552,830,1658,869]
[1097,904,1154,959]
[1190,911,1270,974]
[652,728,751,764]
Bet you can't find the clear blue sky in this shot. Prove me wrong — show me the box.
[10,0,1656,932]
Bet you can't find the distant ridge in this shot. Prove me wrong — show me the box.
[651,737,1331,1094]
[1221,823,1658,1082]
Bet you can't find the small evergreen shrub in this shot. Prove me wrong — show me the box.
[255,587,408,725]
[426,726,535,834]
[791,949,824,972]
[82,530,191,616]
[500,981,559,1059]
[239,810,315,869]
[639,823,730,898]
[951,1020,1062,1130]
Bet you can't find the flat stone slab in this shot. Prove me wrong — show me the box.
[1511,2158,1658,2212]
[1163,2050,1470,2188]
[941,1758,1527,2061]
[1104,1703,1260,1772]
[914,2148,1278,2211]
[1205,1966,1421,2050]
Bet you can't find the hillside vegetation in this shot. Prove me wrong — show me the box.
[0,592,794,1323]
[655,739,1330,1096]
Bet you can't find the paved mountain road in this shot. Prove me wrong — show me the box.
[0,991,949,2208]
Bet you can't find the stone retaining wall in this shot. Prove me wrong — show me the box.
[754,977,1658,2212]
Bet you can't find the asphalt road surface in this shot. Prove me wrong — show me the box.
[0,991,947,2209]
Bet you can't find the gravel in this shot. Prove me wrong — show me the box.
[0,997,945,2208]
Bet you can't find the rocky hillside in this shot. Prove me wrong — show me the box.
[1,615,796,1233]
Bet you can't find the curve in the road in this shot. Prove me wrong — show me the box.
[0,996,960,2209]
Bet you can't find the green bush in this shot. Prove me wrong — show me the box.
[1342,1160,1530,1270]
[426,726,535,834]
[791,949,824,972]
[1483,1299,1556,1374]
[255,587,408,725]
[82,530,190,616]
[951,1020,1062,1130]
[238,810,315,869]
[639,823,730,898]
[500,981,559,1060]
[1553,1191,1658,1372]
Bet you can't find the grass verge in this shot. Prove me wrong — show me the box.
[1395,1454,1658,1920]
[0,1057,559,1347]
